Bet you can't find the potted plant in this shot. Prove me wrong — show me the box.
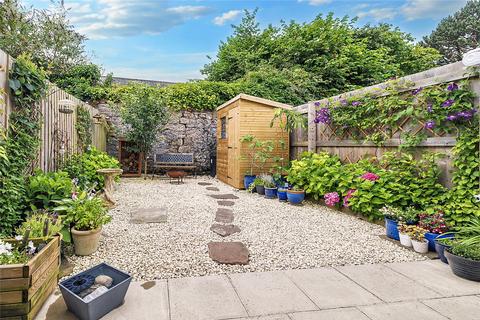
[408,226,429,254]
[398,223,414,247]
[239,135,274,190]
[264,181,278,199]
[56,191,111,256]
[277,184,288,202]
[444,219,480,281]
[435,237,454,264]
[253,177,265,195]
[287,186,305,205]
[380,205,402,240]
[418,211,451,251]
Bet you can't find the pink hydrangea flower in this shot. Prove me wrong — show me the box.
[361,172,380,181]
[324,192,340,207]
[343,189,356,207]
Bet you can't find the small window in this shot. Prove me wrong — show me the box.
[220,117,227,139]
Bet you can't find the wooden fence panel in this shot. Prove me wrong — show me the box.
[290,61,480,187]
[0,49,107,172]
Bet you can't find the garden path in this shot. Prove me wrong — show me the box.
[36,260,480,320]
[68,177,426,280]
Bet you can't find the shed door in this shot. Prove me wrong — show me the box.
[227,108,239,185]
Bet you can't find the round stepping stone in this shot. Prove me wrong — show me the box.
[198,182,212,186]
[208,194,239,200]
[208,242,249,265]
[206,187,220,191]
[218,200,235,206]
[210,224,241,237]
[215,208,234,223]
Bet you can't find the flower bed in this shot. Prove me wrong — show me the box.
[0,235,61,319]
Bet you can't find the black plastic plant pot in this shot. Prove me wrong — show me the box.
[445,251,480,282]
[256,185,265,195]
[59,263,132,320]
[434,240,451,264]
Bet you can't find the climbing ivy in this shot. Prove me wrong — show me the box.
[76,105,93,150]
[0,54,47,236]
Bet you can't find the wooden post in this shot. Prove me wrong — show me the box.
[307,102,317,152]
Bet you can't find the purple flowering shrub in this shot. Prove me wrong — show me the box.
[324,192,340,207]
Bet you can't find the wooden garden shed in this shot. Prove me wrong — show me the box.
[216,94,291,189]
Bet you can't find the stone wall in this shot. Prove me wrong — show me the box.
[96,104,216,173]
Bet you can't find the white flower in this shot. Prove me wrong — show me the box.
[0,241,13,256]
[14,235,23,241]
[27,241,36,255]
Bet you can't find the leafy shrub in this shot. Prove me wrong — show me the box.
[26,171,73,211]
[287,151,445,220]
[15,211,62,238]
[56,192,111,231]
[63,147,120,190]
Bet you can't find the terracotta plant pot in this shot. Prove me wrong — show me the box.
[167,170,186,178]
[411,239,428,254]
[71,227,102,256]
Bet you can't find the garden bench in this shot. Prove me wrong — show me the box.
[151,153,197,179]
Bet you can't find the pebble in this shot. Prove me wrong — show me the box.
[69,177,425,281]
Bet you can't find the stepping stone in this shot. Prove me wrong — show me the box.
[215,208,234,223]
[208,242,249,265]
[198,182,212,186]
[218,200,235,206]
[210,224,241,237]
[130,207,167,224]
[206,187,220,191]
[208,194,239,200]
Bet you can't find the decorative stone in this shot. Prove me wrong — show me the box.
[218,200,235,207]
[130,207,168,224]
[208,194,239,200]
[208,242,249,265]
[215,208,234,223]
[198,182,212,186]
[95,275,113,288]
[206,187,220,191]
[210,224,241,237]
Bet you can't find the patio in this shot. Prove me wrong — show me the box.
[36,259,480,320]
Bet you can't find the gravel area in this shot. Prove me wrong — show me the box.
[70,177,425,280]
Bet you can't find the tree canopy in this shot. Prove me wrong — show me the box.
[0,0,88,76]
[422,0,480,65]
[202,10,440,102]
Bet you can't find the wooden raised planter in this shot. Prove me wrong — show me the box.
[0,235,61,320]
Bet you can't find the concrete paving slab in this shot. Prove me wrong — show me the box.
[168,275,247,320]
[386,260,480,296]
[359,301,448,320]
[422,296,480,320]
[336,264,440,302]
[290,308,370,320]
[234,315,291,320]
[103,280,169,320]
[229,271,317,316]
[34,281,169,320]
[286,267,380,309]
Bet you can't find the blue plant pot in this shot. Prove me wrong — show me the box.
[277,188,288,201]
[265,187,277,199]
[385,218,399,240]
[287,190,305,204]
[244,175,256,190]
[425,232,453,252]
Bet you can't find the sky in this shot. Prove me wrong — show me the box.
[27,0,468,82]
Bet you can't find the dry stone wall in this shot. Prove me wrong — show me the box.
[96,104,216,172]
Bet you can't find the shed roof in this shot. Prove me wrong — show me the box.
[216,93,292,111]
